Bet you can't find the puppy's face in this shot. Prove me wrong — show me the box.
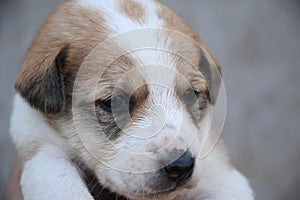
[71,31,218,199]
[15,1,221,199]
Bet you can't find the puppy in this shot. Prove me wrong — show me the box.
[10,0,254,199]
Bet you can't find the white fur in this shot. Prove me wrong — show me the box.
[176,169,254,200]
[10,95,92,200]
[10,94,67,153]
[21,145,93,200]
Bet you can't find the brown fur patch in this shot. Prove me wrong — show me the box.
[156,1,222,98]
[118,0,146,23]
[95,54,143,99]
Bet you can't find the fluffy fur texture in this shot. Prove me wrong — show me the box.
[10,0,254,199]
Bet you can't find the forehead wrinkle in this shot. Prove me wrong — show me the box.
[95,54,148,98]
[98,54,135,83]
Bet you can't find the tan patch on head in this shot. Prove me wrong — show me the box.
[118,0,146,23]
[156,1,209,71]
[93,54,140,100]
[156,2,200,42]
[102,54,137,81]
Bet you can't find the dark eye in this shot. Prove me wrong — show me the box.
[96,98,113,113]
[128,96,135,111]
[96,94,135,113]
[183,89,198,106]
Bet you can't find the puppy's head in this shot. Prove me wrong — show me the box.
[16,0,221,199]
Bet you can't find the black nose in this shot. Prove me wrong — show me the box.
[164,150,195,183]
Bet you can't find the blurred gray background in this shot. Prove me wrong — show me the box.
[0,0,299,199]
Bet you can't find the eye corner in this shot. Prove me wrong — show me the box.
[193,89,200,96]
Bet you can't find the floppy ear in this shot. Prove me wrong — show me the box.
[199,46,222,105]
[15,45,68,114]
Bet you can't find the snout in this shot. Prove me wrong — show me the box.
[151,149,195,193]
[164,150,195,184]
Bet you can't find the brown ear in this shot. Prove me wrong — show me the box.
[15,45,68,114]
[199,46,222,105]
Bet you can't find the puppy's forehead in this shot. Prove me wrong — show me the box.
[77,0,199,41]
[77,0,202,93]
[78,0,163,32]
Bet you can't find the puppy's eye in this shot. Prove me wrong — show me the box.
[96,98,113,113]
[128,96,135,111]
[183,89,198,106]
[96,95,135,113]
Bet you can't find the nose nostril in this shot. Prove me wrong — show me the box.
[164,151,195,183]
